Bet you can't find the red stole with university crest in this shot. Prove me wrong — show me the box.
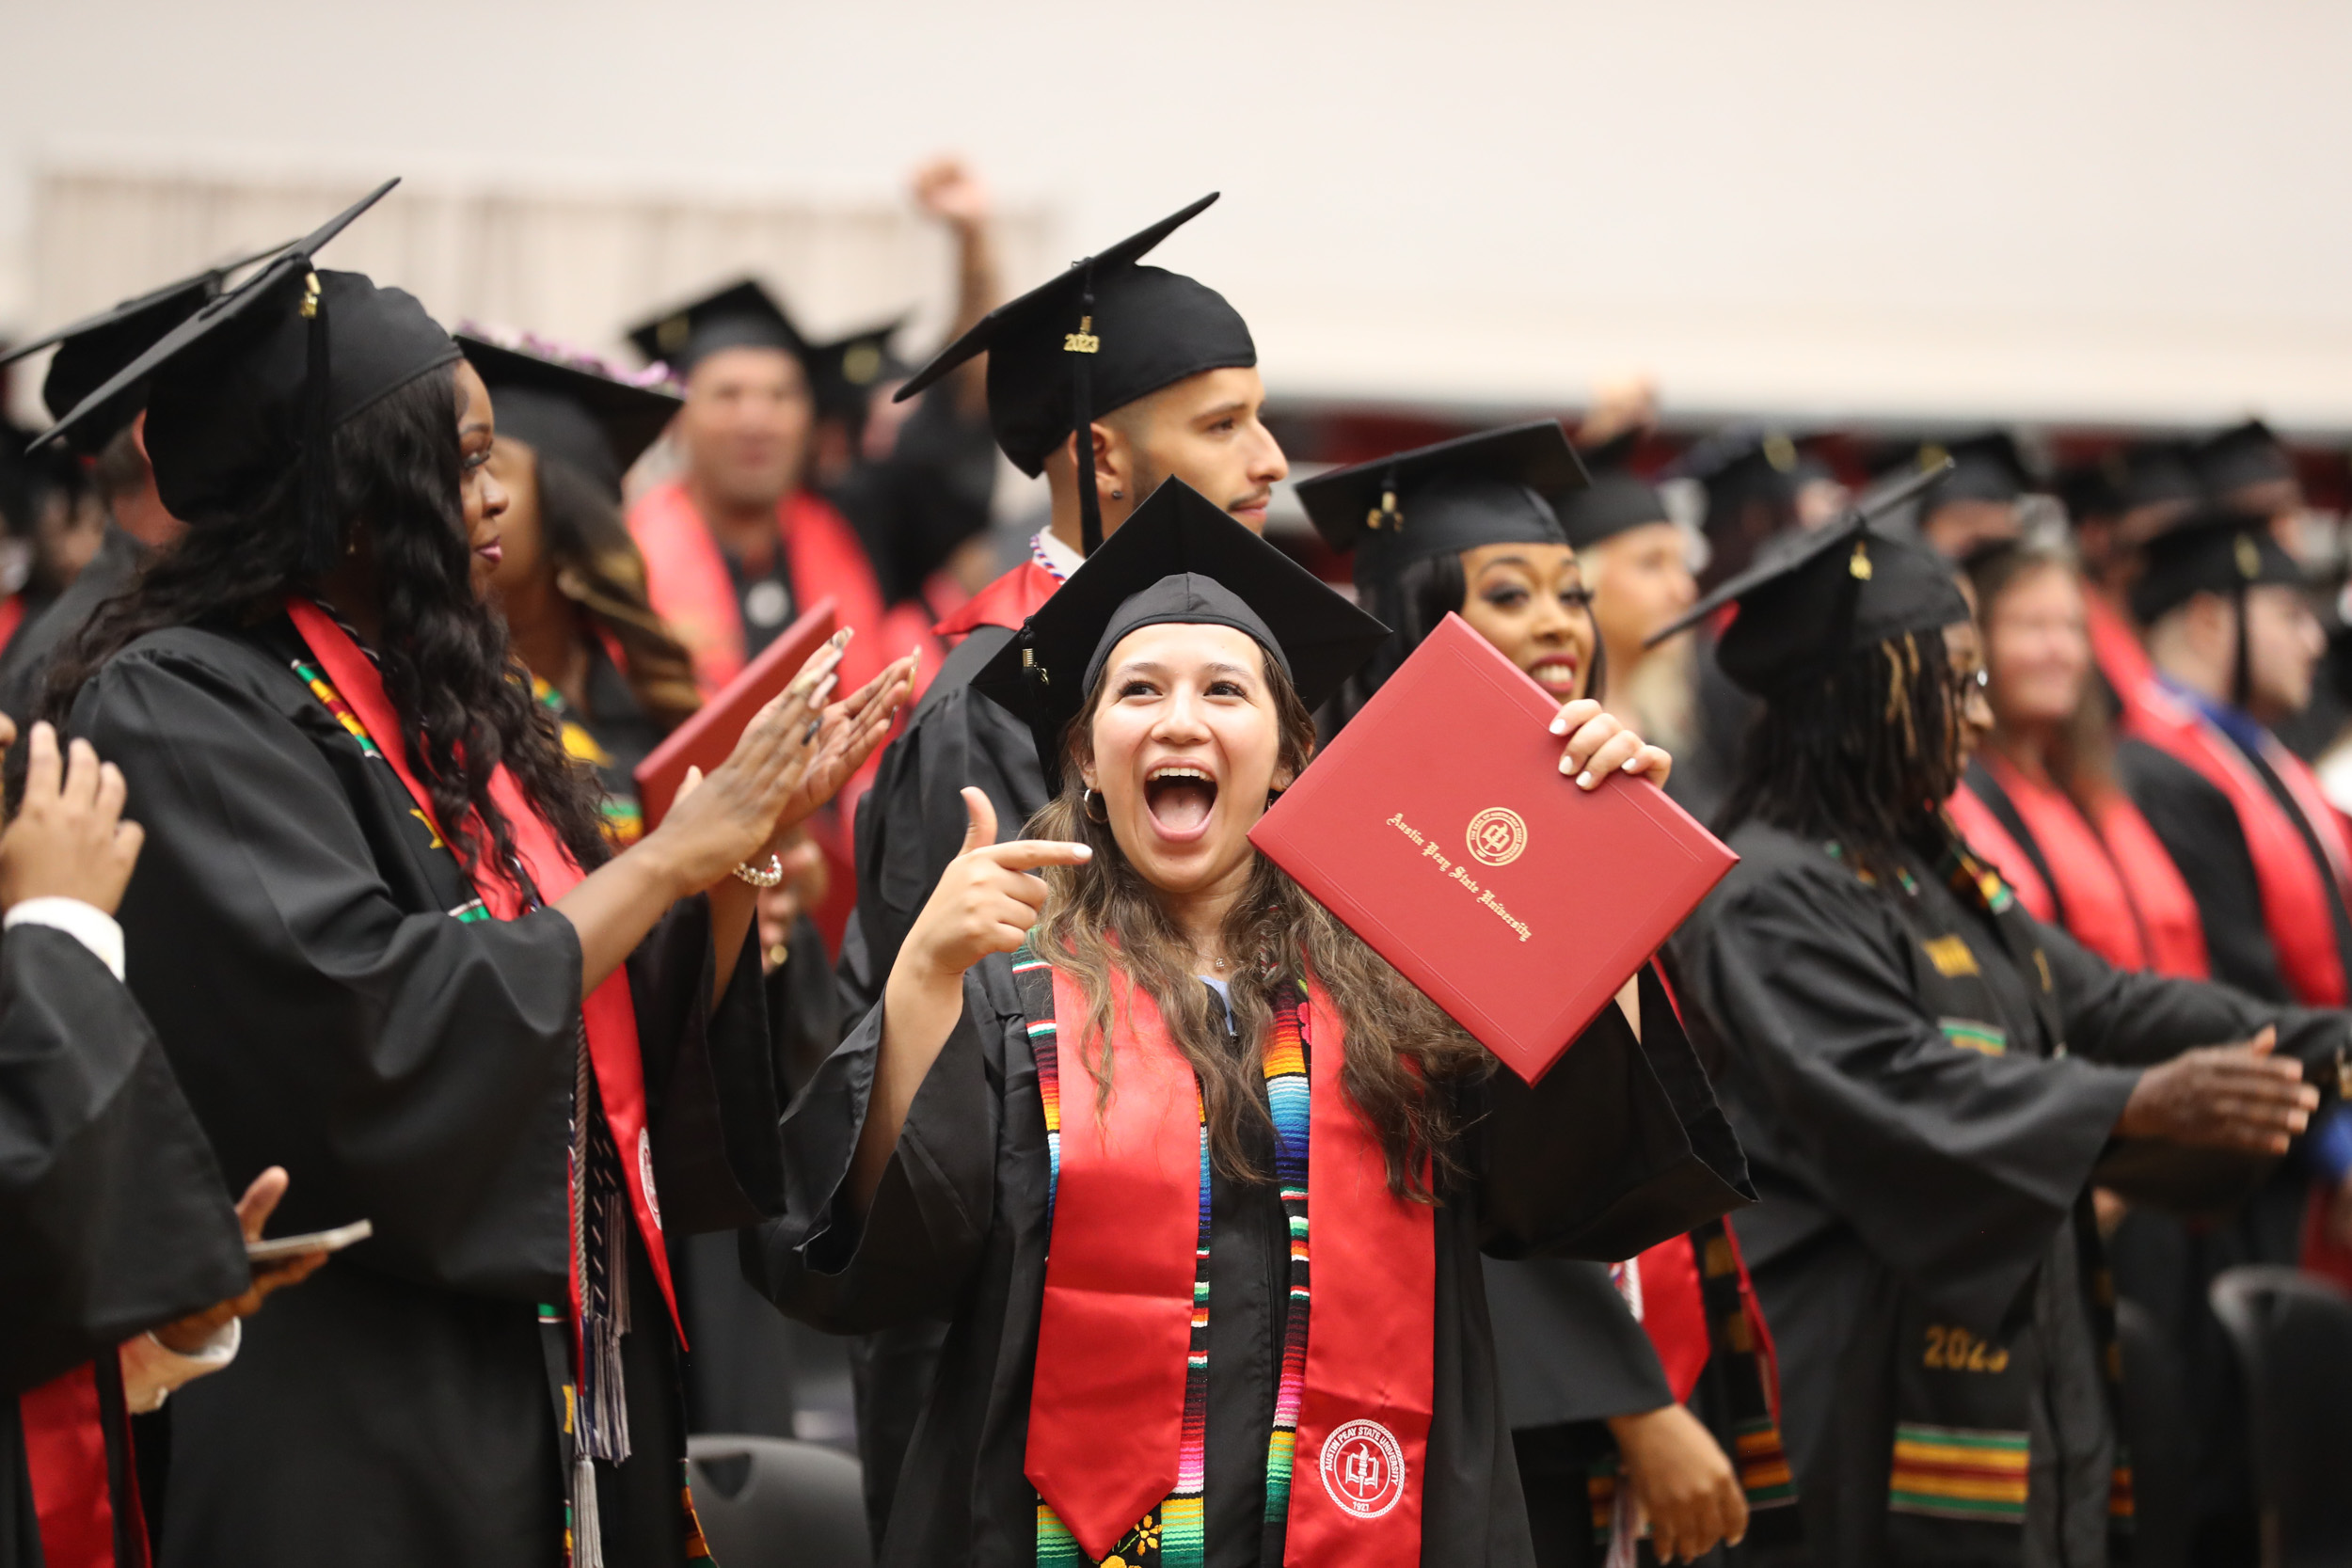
[1025,965,1435,1567]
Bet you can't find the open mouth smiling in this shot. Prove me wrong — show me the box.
[1142,763,1219,841]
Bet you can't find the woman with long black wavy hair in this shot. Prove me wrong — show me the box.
[35,194,911,1568]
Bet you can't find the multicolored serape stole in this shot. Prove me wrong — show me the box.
[1021,947,1313,1568]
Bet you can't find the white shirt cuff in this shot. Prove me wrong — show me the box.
[119,1318,240,1414]
[7,898,125,981]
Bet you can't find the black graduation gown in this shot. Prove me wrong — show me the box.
[537,640,844,1443]
[65,615,785,1568]
[829,619,1050,1534]
[0,524,142,724]
[3,927,249,1568]
[1669,821,2346,1568]
[2111,730,2347,1559]
[747,953,1750,1568]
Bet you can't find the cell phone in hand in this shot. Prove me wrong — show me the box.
[246,1219,373,1262]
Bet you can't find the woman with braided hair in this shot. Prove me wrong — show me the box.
[1664,512,2340,1567]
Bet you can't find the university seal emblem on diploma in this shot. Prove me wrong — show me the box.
[1318,1418,1407,1518]
[1465,805,1529,868]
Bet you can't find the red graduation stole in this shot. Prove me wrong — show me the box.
[1025,967,1435,1567]
[19,1363,130,1568]
[933,561,1059,641]
[2127,681,2351,1006]
[1955,760,2211,980]
[626,477,895,698]
[285,598,680,1338]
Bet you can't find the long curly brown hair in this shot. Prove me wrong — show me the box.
[531,452,700,733]
[1027,642,1490,1203]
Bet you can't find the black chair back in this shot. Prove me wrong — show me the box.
[688,1433,874,1568]
[2209,1266,2352,1568]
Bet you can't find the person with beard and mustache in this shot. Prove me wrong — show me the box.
[33,184,909,1568]
[1663,505,2342,1568]
[816,192,1284,1547]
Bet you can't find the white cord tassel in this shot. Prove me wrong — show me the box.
[574,1454,606,1568]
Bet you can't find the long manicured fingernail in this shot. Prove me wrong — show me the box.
[1577,770,1596,788]
[1549,716,1567,735]
[1622,756,1642,772]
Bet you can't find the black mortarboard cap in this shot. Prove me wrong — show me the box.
[894,195,1255,556]
[1558,433,1671,549]
[456,334,681,501]
[1293,420,1589,578]
[1889,432,2035,511]
[2130,505,2304,625]
[2191,419,2298,500]
[1670,425,1831,539]
[626,279,807,375]
[2112,441,2201,513]
[4,240,293,453]
[805,316,910,422]
[972,477,1388,789]
[35,181,458,570]
[1645,460,1966,694]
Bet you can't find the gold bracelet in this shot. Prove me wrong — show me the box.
[733,854,785,888]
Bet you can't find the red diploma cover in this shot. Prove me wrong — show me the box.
[1249,613,1737,1083]
[632,597,836,829]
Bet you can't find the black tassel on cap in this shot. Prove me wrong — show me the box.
[1067,260,1103,556]
[297,268,340,572]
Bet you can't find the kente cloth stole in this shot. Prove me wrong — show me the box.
[530,675,644,846]
[1015,950,1436,1568]
[1923,831,2136,1538]
[287,599,680,1564]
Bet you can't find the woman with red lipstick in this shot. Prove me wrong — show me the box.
[34,189,909,1568]
[749,481,1747,1568]
[1296,423,1789,1568]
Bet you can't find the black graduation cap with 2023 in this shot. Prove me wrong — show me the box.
[1645,459,1967,695]
[456,334,681,501]
[34,179,462,570]
[972,477,1389,791]
[892,194,1256,557]
[2,239,293,453]
[626,279,808,376]
[1292,420,1590,578]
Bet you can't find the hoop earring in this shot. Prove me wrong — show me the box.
[1083,787,1109,824]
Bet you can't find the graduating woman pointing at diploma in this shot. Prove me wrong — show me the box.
[748,479,1748,1568]
[31,187,909,1568]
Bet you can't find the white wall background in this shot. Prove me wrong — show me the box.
[3,0,2348,428]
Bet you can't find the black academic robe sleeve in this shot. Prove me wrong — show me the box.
[836,627,1048,1030]
[1472,965,1752,1262]
[1675,857,2141,1332]
[2117,736,2291,1002]
[73,641,580,1296]
[746,961,1010,1334]
[1,926,249,1397]
[1481,1258,1674,1430]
